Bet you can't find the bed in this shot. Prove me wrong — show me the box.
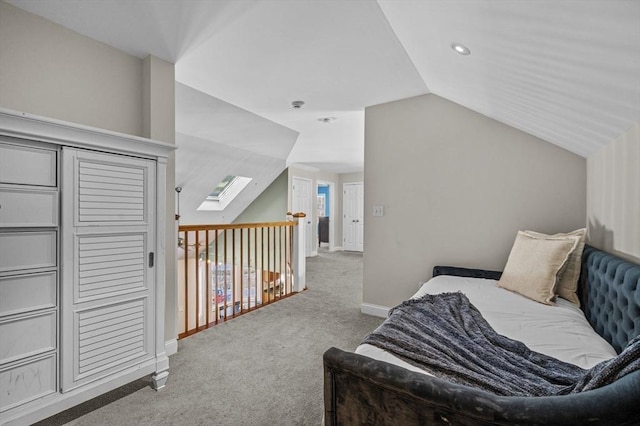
[323,242,640,425]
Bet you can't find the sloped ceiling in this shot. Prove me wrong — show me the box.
[378,0,640,157]
[175,83,298,224]
[6,0,640,176]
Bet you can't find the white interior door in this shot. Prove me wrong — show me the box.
[61,148,156,392]
[292,177,314,257]
[343,183,364,252]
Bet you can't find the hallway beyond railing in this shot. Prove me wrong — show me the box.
[177,215,306,338]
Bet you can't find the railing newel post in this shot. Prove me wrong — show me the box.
[292,212,306,292]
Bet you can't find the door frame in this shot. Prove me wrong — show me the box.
[316,179,336,251]
[292,176,315,257]
[342,182,364,252]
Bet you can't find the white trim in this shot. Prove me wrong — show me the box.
[165,339,178,356]
[360,303,390,318]
[330,246,343,252]
[0,108,175,159]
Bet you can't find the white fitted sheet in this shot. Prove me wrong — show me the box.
[357,275,617,375]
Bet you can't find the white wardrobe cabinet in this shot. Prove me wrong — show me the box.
[0,110,174,425]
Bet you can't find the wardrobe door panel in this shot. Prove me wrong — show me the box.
[61,148,156,392]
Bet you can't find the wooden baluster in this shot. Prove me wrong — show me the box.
[195,230,200,331]
[261,226,265,305]
[240,228,244,315]
[183,231,189,335]
[223,229,228,320]
[274,226,278,298]
[214,230,219,324]
[277,225,282,298]
[252,227,257,309]
[205,230,210,328]
[231,228,238,317]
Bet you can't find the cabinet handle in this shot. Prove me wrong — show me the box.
[149,252,155,267]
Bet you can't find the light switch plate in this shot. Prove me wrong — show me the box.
[373,205,384,217]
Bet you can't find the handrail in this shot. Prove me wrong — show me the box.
[177,217,304,339]
[179,221,293,231]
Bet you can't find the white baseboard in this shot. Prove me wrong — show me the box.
[165,339,178,356]
[330,245,343,252]
[360,303,390,318]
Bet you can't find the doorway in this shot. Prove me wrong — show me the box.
[317,180,335,251]
[343,182,364,252]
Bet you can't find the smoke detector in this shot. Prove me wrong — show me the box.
[291,100,305,109]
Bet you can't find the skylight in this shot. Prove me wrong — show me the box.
[198,175,253,211]
[208,175,239,201]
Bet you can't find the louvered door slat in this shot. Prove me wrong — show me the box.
[79,269,143,285]
[81,318,144,343]
[79,161,144,176]
[80,254,141,267]
[79,188,142,198]
[80,336,143,360]
[80,320,142,343]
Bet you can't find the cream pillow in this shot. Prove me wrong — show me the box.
[524,228,586,306]
[498,231,580,305]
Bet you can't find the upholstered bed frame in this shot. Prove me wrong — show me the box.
[323,245,640,425]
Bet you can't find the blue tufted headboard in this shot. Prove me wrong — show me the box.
[579,245,640,353]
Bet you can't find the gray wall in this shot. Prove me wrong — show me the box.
[0,2,143,136]
[587,122,640,262]
[363,94,587,308]
[234,168,289,223]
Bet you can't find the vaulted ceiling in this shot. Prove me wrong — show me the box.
[7,0,640,188]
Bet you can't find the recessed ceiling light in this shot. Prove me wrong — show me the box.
[317,117,337,124]
[451,42,470,55]
[291,100,305,109]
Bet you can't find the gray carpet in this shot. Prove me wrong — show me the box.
[37,249,383,425]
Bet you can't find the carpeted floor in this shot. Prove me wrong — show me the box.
[37,249,383,426]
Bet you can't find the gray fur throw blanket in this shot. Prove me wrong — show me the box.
[362,292,640,397]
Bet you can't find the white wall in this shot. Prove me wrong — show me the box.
[587,122,640,262]
[364,94,587,308]
[0,2,142,136]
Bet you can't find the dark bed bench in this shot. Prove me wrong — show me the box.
[323,245,640,425]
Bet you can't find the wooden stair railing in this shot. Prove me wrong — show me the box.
[177,216,305,338]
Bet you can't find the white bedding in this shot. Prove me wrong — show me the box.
[357,275,617,375]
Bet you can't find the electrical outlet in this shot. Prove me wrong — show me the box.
[373,205,384,217]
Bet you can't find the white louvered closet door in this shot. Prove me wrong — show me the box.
[60,148,156,392]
